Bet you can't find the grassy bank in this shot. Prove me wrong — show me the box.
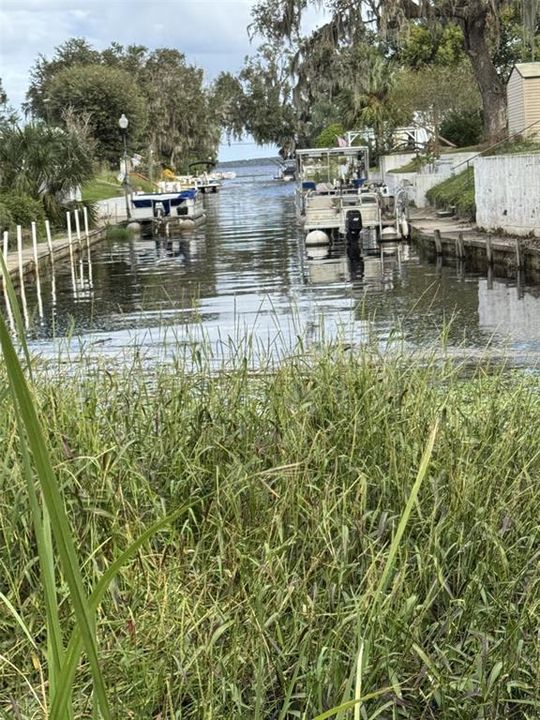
[426,167,476,219]
[82,171,157,203]
[1,341,540,717]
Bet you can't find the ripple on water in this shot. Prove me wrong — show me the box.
[2,162,540,368]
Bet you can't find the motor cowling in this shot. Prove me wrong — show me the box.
[345,210,362,241]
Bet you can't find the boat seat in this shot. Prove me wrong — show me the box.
[308,196,336,209]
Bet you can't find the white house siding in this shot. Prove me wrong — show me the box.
[523,77,540,139]
[475,154,540,237]
[507,70,526,135]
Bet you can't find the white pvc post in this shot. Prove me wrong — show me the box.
[45,220,54,261]
[74,208,84,284]
[2,230,15,331]
[45,220,56,308]
[67,211,77,295]
[17,225,29,328]
[83,206,93,285]
[31,221,43,318]
[74,208,82,245]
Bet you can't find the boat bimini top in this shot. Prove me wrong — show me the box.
[296,146,370,188]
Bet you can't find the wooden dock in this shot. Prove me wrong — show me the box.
[410,211,540,277]
[1,225,106,290]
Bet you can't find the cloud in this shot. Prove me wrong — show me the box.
[0,0,260,109]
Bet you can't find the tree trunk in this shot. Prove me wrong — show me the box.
[462,9,507,142]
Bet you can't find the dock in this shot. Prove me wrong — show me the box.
[1,226,106,290]
[409,210,540,277]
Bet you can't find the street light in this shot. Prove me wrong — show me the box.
[118,114,131,219]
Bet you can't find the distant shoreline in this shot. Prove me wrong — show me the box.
[217,156,281,167]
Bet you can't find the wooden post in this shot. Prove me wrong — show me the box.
[485,236,493,265]
[515,238,523,269]
[434,229,442,255]
[456,232,465,259]
[31,222,43,318]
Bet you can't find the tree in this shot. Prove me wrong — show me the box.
[0,78,18,127]
[337,48,402,155]
[0,116,95,224]
[251,0,539,141]
[24,39,223,170]
[213,44,298,156]
[141,49,218,171]
[25,37,101,119]
[314,122,345,147]
[389,62,481,149]
[46,64,147,163]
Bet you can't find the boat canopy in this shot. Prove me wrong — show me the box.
[296,146,369,186]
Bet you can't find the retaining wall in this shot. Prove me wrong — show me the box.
[383,151,478,207]
[475,154,540,237]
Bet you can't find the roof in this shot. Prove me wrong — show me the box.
[296,147,368,156]
[509,63,540,80]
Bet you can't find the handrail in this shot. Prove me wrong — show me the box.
[453,118,540,172]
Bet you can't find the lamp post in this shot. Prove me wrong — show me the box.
[118,114,131,219]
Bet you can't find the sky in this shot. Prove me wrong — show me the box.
[0,0,292,161]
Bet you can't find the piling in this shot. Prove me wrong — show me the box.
[83,206,93,284]
[515,239,523,269]
[485,236,493,265]
[456,232,465,259]
[45,220,54,267]
[434,229,442,255]
[31,222,44,318]
[66,211,77,295]
[16,225,29,327]
[2,231,14,330]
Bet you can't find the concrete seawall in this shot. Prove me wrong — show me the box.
[410,212,540,279]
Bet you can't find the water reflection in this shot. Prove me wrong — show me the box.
[1,163,540,367]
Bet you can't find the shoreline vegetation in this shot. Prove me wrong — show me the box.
[1,314,539,716]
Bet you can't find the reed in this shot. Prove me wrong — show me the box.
[0,329,539,718]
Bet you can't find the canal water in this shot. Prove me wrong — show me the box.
[12,162,540,367]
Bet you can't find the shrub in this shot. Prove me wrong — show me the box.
[0,192,46,228]
[440,109,483,147]
[314,123,346,148]
[0,200,13,232]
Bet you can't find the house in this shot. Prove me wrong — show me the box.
[506,62,540,140]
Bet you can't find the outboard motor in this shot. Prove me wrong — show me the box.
[345,209,362,243]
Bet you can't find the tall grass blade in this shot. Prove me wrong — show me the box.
[50,500,198,719]
[0,311,111,718]
[0,245,32,376]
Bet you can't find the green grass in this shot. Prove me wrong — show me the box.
[1,324,540,717]
[82,171,157,203]
[426,167,476,219]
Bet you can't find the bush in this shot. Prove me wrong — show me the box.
[314,123,346,148]
[0,192,46,228]
[440,109,483,147]
[0,200,13,232]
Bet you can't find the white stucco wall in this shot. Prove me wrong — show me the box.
[475,154,540,237]
[383,151,479,207]
[380,153,416,180]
